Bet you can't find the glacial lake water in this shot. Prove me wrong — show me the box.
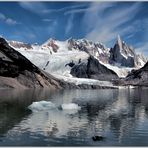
[0,88,148,146]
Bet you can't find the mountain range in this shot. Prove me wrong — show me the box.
[0,37,80,89]
[0,35,147,88]
[8,35,147,76]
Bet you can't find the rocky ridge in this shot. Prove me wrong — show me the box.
[7,35,148,87]
[0,37,74,89]
[124,62,148,86]
[70,56,119,81]
[109,35,146,67]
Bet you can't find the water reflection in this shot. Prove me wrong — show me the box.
[0,88,148,146]
[0,89,57,137]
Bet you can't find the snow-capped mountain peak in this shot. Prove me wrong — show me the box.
[9,40,33,50]
[109,35,146,67]
[116,35,135,58]
[8,36,147,79]
[41,38,59,53]
[67,38,110,63]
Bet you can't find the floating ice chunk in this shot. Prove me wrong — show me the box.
[128,85,135,89]
[111,107,129,116]
[28,101,56,112]
[60,103,81,110]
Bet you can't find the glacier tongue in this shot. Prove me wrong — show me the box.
[53,74,116,88]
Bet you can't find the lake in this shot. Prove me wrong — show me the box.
[0,87,148,146]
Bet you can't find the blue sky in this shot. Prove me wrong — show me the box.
[0,2,148,56]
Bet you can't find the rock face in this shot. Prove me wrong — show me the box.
[41,38,59,53]
[2,37,115,89]
[68,38,110,64]
[9,41,33,50]
[124,62,148,86]
[0,37,72,89]
[109,35,146,67]
[8,36,147,79]
[70,56,119,81]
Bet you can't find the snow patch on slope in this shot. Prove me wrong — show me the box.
[100,61,133,78]
[14,42,89,77]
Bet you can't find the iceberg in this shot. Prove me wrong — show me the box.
[28,101,56,112]
[60,103,81,110]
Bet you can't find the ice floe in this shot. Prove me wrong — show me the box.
[60,103,81,110]
[28,101,56,112]
[28,101,81,114]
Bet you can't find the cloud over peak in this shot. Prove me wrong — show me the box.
[84,2,141,44]
[19,2,46,15]
[0,2,147,56]
[0,13,20,25]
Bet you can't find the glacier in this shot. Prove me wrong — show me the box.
[8,36,147,88]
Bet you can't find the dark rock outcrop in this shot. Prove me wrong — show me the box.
[124,62,148,86]
[70,63,88,78]
[1,37,115,89]
[92,136,105,141]
[70,56,119,81]
[0,37,73,89]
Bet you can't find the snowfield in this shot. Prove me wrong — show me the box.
[16,48,89,76]
[8,38,146,88]
[99,61,134,78]
[14,47,117,88]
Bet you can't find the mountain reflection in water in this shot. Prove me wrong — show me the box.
[0,88,148,146]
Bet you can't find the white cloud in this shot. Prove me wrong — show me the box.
[64,8,89,15]
[0,12,19,25]
[64,3,113,15]
[19,2,46,14]
[11,27,37,42]
[83,2,141,44]
[127,19,148,57]
[47,20,58,35]
[42,19,53,22]
[136,43,148,56]
[27,33,36,39]
[5,18,18,25]
[65,14,74,35]
[42,4,88,14]
[0,13,5,20]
